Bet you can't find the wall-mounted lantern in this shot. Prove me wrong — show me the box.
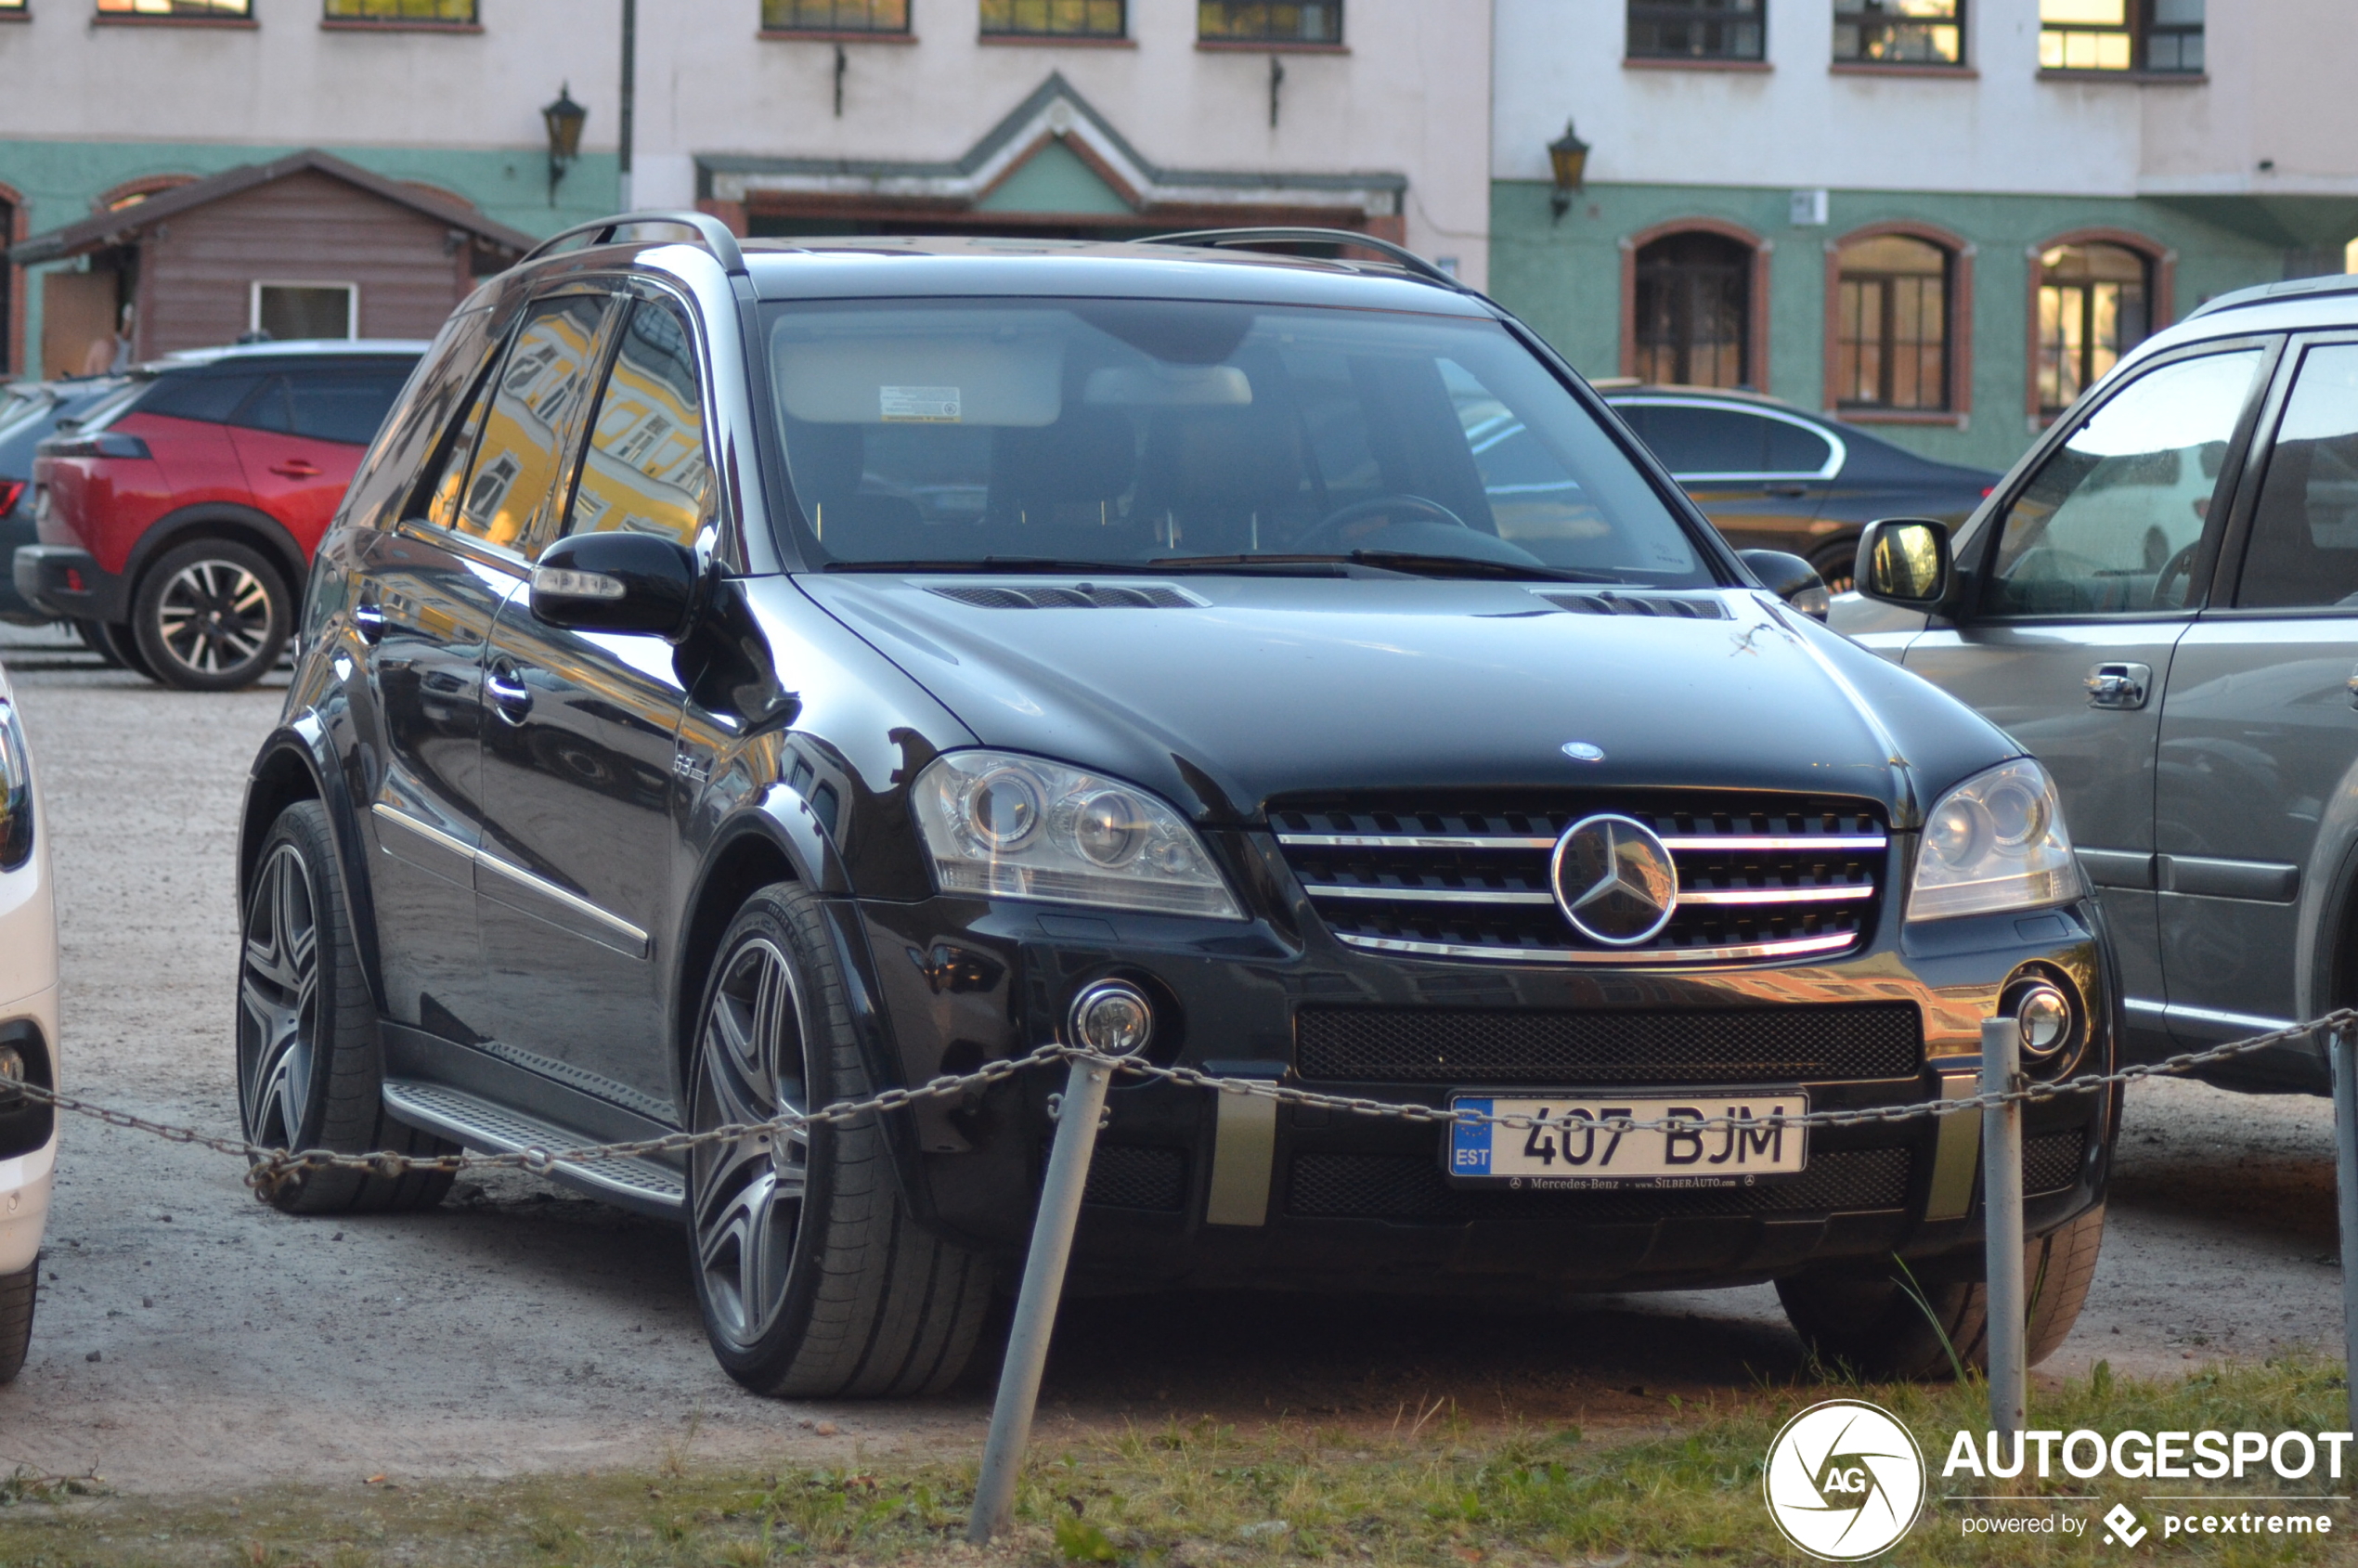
[543,83,589,207]
[1548,120,1590,222]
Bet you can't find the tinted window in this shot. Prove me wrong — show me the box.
[289,368,411,446]
[767,300,1707,585]
[1633,405,1768,475]
[564,301,709,546]
[1986,349,2261,616]
[2237,343,2358,610]
[234,376,295,433]
[448,296,609,553]
[141,373,265,425]
[1763,418,1834,475]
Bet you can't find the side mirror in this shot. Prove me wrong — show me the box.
[1854,518,1951,607]
[1737,548,1831,621]
[529,531,701,640]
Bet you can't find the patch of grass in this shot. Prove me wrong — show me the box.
[0,1360,2352,1564]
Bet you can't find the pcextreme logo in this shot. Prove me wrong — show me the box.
[1764,1399,1929,1561]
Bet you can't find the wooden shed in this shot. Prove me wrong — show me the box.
[10,149,535,378]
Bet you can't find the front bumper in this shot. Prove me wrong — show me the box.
[0,989,58,1276]
[12,545,124,624]
[850,880,2116,1298]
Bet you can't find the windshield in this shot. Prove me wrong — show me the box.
[764,299,1712,585]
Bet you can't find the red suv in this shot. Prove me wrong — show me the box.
[11,341,424,689]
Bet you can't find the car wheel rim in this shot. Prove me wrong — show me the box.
[691,935,810,1351]
[237,841,318,1149]
[155,560,272,675]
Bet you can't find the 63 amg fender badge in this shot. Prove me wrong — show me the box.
[1763,1398,1925,1561]
[1550,812,1678,945]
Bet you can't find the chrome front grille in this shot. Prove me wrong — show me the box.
[1272,793,1887,966]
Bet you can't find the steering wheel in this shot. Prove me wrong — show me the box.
[1291,493,1470,552]
[2152,540,2201,609]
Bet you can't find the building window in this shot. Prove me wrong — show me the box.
[2039,0,2202,73]
[1198,1,1339,43]
[326,0,478,19]
[1634,231,1754,388]
[1835,235,1950,411]
[97,0,251,14]
[2038,242,2151,414]
[979,0,1123,38]
[1626,0,1763,62]
[253,282,357,342]
[1833,0,1961,65]
[762,0,908,30]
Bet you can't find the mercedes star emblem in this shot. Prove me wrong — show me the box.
[1551,812,1679,946]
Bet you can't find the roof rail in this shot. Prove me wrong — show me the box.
[515,209,748,277]
[1142,227,1471,293]
[2187,271,2358,321]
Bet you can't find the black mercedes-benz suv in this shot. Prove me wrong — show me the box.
[238,214,2115,1397]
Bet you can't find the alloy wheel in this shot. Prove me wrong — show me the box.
[238,841,318,1148]
[154,558,273,677]
[691,936,811,1352]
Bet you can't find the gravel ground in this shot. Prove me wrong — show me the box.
[0,622,2345,1494]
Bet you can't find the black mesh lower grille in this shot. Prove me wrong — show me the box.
[1082,1145,1187,1212]
[2024,1130,2087,1196]
[1287,1147,1911,1222]
[1296,1004,1923,1085]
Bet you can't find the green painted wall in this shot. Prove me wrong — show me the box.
[0,139,622,375]
[1489,179,2292,473]
[977,139,1132,215]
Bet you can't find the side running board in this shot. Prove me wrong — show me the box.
[382,1078,685,1219]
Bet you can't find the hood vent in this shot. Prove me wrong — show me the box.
[1535,590,1730,620]
[928,583,1202,611]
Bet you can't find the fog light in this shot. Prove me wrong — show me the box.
[0,1046,21,1100]
[1068,980,1153,1057]
[2013,984,2074,1059]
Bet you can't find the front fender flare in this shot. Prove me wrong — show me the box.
[240,706,383,1013]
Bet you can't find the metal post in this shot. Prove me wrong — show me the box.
[2330,1028,2358,1438]
[1982,1015,2027,1441]
[965,1055,1112,1544]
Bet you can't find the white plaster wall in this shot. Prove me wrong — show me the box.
[636,0,1493,286]
[2141,0,2358,197]
[0,0,615,154]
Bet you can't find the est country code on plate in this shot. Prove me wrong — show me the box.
[1447,1094,1808,1189]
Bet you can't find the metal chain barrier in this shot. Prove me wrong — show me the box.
[0,1009,2349,1196]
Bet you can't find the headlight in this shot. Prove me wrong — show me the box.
[912,751,1245,920]
[1908,758,2082,922]
[0,702,31,873]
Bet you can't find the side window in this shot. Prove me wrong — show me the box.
[560,300,711,545]
[2236,344,2358,610]
[420,359,499,535]
[1762,418,1834,476]
[441,295,609,554]
[1633,404,1768,476]
[1985,349,2263,616]
[140,373,264,425]
[286,367,413,447]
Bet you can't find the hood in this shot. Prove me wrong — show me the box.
[795,574,2018,827]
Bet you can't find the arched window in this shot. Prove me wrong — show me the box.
[1833,234,1952,412]
[1632,230,1755,389]
[2037,240,2153,416]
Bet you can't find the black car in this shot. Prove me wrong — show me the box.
[0,377,131,626]
[238,216,2115,1397]
[1600,385,1997,593]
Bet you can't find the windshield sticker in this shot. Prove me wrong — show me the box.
[880,385,962,422]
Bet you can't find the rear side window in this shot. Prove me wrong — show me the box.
[1632,405,1772,476]
[561,300,710,546]
[424,295,610,553]
[289,368,412,445]
[2236,343,2358,609]
[139,374,264,425]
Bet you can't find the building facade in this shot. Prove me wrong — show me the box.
[1491,0,2358,470]
[0,0,1489,379]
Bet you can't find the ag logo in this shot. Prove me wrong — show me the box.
[1763,1398,1925,1561]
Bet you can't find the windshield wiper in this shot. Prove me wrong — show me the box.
[819,555,1351,577]
[1338,551,1624,584]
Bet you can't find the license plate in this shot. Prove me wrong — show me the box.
[1446,1094,1808,1188]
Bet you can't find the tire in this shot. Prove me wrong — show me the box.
[237,800,457,1214]
[88,619,155,680]
[1776,1203,2105,1380]
[0,1259,33,1384]
[131,538,291,692]
[1812,540,1859,599]
[70,619,120,667]
[686,881,993,1398]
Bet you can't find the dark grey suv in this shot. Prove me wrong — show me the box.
[1836,271,2358,1093]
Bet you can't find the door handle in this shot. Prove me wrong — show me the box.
[1766,484,1811,498]
[351,603,386,645]
[268,460,323,479]
[2085,661,2153,710]
[486,660,532,722]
